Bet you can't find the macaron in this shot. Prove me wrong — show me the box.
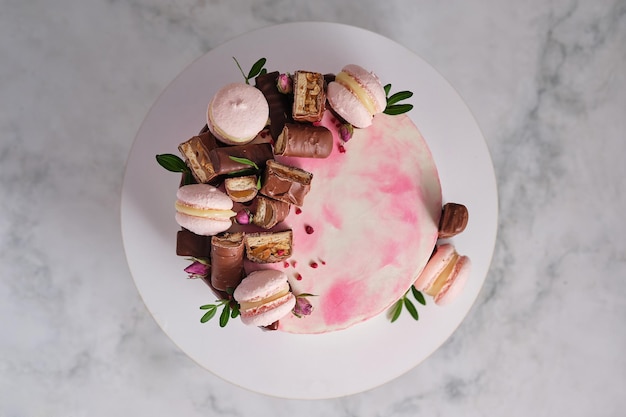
[233,269,296,327]
[207,83,269,145]
[414,244,471,305]
[326,64,387,128]
[174,184,236,236]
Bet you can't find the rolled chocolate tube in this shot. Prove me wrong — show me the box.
[210,232,245,292]
[255,71,293,140]
[178,131,219,183]
[260,160,312,207]
[252,195,291,229]
[209,143,274,176]
[176,229,212,258]
[274,123,333,158]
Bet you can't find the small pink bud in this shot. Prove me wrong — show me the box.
[293,296,313,317]
[276,73,292,94]
[184,260,209,279]
[235,209,251,225]
[339,123,354,142]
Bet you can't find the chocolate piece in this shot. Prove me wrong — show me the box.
[199,124,209,134]
[176,229,212,258]
[252,195,291,229]
[210,232,245,291]
[255,71,293,140]
[261,321,279,331]
[224,175,258,203]
[245,230,293,263]
[438,203,469,239]
[209,143,274,176]
[274,123,333,158]
[178,131,219,183]
[260,160,313,207]
[292,71,326,122]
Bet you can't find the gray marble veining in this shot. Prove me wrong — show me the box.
[1,0,624,415]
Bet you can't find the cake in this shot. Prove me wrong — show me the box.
[158,61,469,334]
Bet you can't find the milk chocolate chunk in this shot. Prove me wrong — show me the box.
[292,71,326,123]
[178,131,219,183]
[252,195,291,229]
[255,71,293,140]
[210,232,245,291]
[260,160,313,207]
[245,230,293,263]
[274,123,333,158]
[438,203,469,239]
[209,143,273,176]
[176,229,212,258]
[224,175,258,203]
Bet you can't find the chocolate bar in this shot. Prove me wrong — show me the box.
[259,160,313,207]
[255,71,293,140]
[209,143,274,176]
[252,195,291,229]
[176,229,212,258]
[245,230,293,263]
[292,71,326,122]
[438,203,469,239]
[178,131,219,183]
[224,175,258,203]
[274,123,333,158]
[210,232,245,291]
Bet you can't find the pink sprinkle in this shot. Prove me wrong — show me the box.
[338,144,346,153]
[295,273,303,281]
[320,259,326,265]
[291,260,298,268]
[310,262,318,269]
[277,249,285,256]
[305,225,314,234]
[295,207,302,215]
[283,261,289,268]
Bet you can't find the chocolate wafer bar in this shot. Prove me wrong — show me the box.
[209,143,273,176]
[274,123,333,158]
[292,71,326,123]
[259,160,313,207]
[178,131,219,183]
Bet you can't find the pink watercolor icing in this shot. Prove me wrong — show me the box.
[276,112,441,334]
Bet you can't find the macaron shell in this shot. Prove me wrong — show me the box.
[207,83,269,145]
[413,243,456,291]
[434,255,471,306]
[239,292,296,327]
[176,184,233,210]
[174,212,232,236]
[341,64,387,114]
[326,82,373,128]
[233,269,290,304]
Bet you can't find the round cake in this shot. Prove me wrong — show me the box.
[165,64,444,334]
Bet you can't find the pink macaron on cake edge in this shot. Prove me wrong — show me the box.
[174,184,235,236]
[413,243,471,305]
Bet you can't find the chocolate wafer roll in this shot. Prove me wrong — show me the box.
[274,123,333,158]
[210,232,245,292]
[255,71,293,140]
[260,160,313,207]
[209,143,274,176]
[252,195,291,229]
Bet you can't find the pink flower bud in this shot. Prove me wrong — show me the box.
[339,123,354,142]
[184,261,209,279]
[235,209,251,225]
[293,296,313,317]
[276,73,292,94]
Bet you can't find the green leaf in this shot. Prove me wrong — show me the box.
[200,306,217,323]
[247,58,267,79]
[156,154,188,173]
[199,304,216,310]
[228,156,259,170]
[390,299,403,323]
[296,293,317,298]
[404,297,419,320]
[256,176,262,190]
[219,303,231,327]
[384,83,392,96]
[384,104,414,115]
[230,304,240,319]
[259,68,267,76]
[386,91,413,106]
[411,286,426,305]
[232,57,248,84]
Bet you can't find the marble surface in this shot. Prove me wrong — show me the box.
[1,0,624,415]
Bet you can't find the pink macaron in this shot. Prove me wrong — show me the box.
[326,64,387,128]
[207,83,269,145]
[233,269,296,327]
[174,184,236,236]
[414,243,471,305]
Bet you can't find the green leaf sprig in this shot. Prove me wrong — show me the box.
[199,297,240,327]
[233,57,268,85]
[389,285,426,323]
[383,84,414,116]
[155,154,193,185]
[227,156,262,189]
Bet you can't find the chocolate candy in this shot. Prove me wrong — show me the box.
[252,195,291,229]
[178,131,219,183]
[224,175,258,203]
[245,230,293,263]
[260,160,313,207]
[438,203,469,239]
[176,229,212,258]
[255,71,293,140]
[274,123,333,158]
[209,143,274,176]
[210,232,245,291]
[292,71,326,122]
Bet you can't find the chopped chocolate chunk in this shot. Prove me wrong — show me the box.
[274,123,333,158]
[176,229,212,258]
[259,160,313,207]
[292,71,326,122]
[178,131,219,183]
[244,230,293,263]
[438,203,469,239]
